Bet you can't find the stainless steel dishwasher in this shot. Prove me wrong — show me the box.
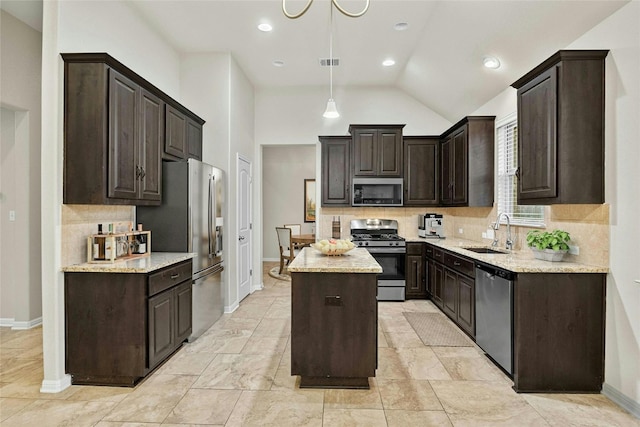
[475,263,515,375]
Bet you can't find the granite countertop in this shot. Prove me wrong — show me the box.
[288,247,383,273]
[61,252,195,274]
[406,237,608,273]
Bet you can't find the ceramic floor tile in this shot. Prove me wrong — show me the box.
[94,422,162,426]
[385,409,453,426]
[0,397,34,422]
[322,408,388,427]
[270,364,298,391]
[183,328,252,354]
[102,374,196,423]
[394,347,452,380]
[377,378,442,410]
[225,389,324,427]
[383,330,424,348]
[64,385,132,402]
[241,336,288,355]
[1,399,117,427]
[323,380,383,409]
[523,393,640,427]
[162,389,241,425]
[439,354,509,382]
[430,380,549,426]
[154,348,216,375]
[0,358,43,383]
[192,353,280,390]
[253,318,291,337]
[212,317,261,333]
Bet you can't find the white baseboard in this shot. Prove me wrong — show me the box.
[252,281,264,292]
[40,375,72,393]
[224,301,239,314]
[0,317,43,329]
[603,383,640,419]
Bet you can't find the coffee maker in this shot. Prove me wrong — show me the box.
[418,213,445,239]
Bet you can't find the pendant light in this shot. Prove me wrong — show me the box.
[323,4,339,119]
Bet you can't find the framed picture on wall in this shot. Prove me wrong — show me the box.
[304,179,316,223]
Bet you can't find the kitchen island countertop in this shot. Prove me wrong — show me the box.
[406,236,608,273]
[61,252,195,274]
[288,247,382,274]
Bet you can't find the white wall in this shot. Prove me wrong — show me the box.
[568,1,640,414]
[471,2,640,414]
[40,0,183,392]
[262,145,316,260]
[0,10,43,328]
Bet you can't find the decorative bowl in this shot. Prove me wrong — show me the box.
[310,239,355,256]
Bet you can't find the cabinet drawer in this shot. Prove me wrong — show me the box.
[425,244,435,259]
[148,260,192,296]
[433,247,444,263]
[406,242,424,256]
[443,252,474,277]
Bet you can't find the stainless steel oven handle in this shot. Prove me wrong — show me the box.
[363,247,406,254]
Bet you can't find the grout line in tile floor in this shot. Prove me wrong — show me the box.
[0,262,638,426]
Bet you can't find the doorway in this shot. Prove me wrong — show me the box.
[237,155,252,302]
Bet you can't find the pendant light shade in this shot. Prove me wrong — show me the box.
[323,99,340,118]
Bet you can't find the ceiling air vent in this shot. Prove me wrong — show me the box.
[319,58,340,67]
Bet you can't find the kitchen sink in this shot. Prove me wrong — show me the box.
[462,247,509,254]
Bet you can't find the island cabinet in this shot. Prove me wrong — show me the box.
[350,125,405,177]
[440,116,495,207]
[513,273,605,392]
[64,258,193,386]
[289,248,381,389]
[320,136,351,206]
[62,53,204,206]
[512,50,608,205]
[403,137,439,206]
[406,242,427,299]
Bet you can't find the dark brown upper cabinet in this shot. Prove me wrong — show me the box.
[163,106,203,161]
[320,136,351,206]
[512,50,608,205]
[62,53,204,206]
[403,136,439,206]
[350,125,404,177]
[440,116,495,207]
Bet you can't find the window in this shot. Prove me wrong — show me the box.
[496,114,545,227]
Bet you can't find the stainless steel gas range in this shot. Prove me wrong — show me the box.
[350,219,406,301]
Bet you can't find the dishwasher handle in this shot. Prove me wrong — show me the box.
[475,263,515,281]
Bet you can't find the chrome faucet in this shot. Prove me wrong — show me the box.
[492,212,513,251]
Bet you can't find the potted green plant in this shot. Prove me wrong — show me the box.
[526,229,571,262]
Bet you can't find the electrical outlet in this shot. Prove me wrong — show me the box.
[486,228,495,239]
[568,245,579,255]
[9,210,15,221]
[458,228,463,234]
[482,232,487,239]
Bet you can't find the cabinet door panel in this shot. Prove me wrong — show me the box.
[148,290,174,369]
[321,137,351,205]
[378,130,402,176]
[187,118,202,160]
[139,89,163,201]
[353,130,377,176]
[518,67,557,201]
[440,137,452,204]
[108,70,139,200]
[406,255,425,298]
[443,268,457,320]
[452,128,468,204]
[174,281,193,344]
[432,262,444,307]
[457,274,475,337]
[165,105,187,159]
[404,138,438,205]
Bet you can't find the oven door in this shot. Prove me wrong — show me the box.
[366,247,406,301]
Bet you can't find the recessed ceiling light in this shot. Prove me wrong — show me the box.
[394,22,409,31]
[483,56,501,69]
[258,23,273,32]
[382,59,396,67]
[273,60,285,67]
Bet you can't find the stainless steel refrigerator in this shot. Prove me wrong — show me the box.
[137,158,224,341]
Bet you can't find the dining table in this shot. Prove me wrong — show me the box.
[291,233,316,248]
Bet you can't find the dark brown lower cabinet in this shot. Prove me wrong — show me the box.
[513,273,605,392]
[442,268,458,319]
[65,260,192,386]
[406,242,427,299]
[427,258,444,308]
[291,272,377,389]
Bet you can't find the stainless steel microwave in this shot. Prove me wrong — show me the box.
[352,178,403,206]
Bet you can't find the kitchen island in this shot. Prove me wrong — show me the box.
[288,247,382,389]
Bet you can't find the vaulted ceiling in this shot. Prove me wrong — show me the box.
[2,0,628,121]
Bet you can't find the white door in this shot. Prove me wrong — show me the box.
[237,155,252,302]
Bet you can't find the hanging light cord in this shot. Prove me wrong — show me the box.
[283,0,369,19]
[329,4,333,101]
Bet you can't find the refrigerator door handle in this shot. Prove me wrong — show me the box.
[208,175,214,257]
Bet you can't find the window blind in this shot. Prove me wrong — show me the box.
[496,118,544,227]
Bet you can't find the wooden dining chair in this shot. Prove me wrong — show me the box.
[276,227,299,274]
[284,224,302,249]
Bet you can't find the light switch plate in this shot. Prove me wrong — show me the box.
[9,210,15,221]
[568,245,579,255]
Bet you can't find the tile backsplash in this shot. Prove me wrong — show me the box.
[61,205,135,266]
[319,204,609,268]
